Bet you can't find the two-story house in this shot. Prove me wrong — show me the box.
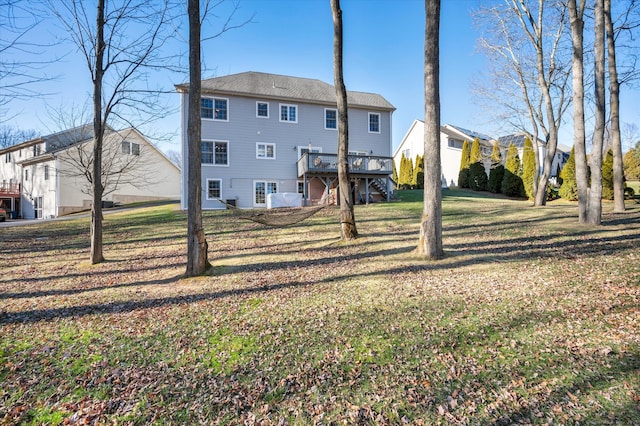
[176,71,396,210]
[394,121,494,188]
[394,120,569,188]
[0,125,181,219]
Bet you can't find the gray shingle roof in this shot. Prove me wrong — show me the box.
[176,71,395,111]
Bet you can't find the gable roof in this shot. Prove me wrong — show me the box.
[175,71,395,111]
[443,124,493,142]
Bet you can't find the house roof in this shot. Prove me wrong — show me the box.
[443,124,493,142]
[497,133,546,149]
[175,71,396,111]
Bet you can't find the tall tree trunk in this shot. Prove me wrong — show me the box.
[588,0,605,225]
[417,0,443,259]
[331,0,357,240]
[532,1,558,207]
[604,0,625,212]
[90,0,105,264]
[185,0,210,275]
[568,0,589,223]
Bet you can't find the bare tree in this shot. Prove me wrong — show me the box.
[605,0,625,212]
[185,0,210,276]
[0,125,37,148]
[476,0,571,207]
[0,0,57,120]
[417,0,443,259]
[331,0,357,240]
[589,0,606,225]
[568,0,589,223]
[48,0,177,264]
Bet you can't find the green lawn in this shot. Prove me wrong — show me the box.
[1,189,639,425]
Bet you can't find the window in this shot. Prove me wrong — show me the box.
[448,139,463,150]
[279,104,297,123]
[201,97,228,121]
[44,165,49,180]
[33,144,41,156]
[34,196,43,219]
[368,113,380,133]
[325,108,337,130]
[25,169,29,181]
[4,152,10,163]
[254,181,277,206]
[206,179,221,199]
[297,181,306,195]
[201,140,229,165]
[121,141,140,156]
[256,102,269,118]
[298,146,322,159]
[256,143,276,159]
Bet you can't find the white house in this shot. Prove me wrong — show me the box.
[394,120,569,188]
[0,126,180,219]
[176,71,396,209]
[394,121,494,187]
[498,133,570,180]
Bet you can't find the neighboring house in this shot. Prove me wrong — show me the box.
[497,133,569,182]
[0,126,180,219]
[175,71,396,209]
[394,120,569,188]
[394,121,493,187]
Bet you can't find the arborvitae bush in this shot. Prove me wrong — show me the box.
[458,140,470,188]
[521,137,536,199]
[488,143,504,193]
[502,143,525,197]
[398,154,414,189]
[488,164,505,193]
[392,160,399,184]
[468,138,487,191]
[413,155,424,189]
[559,146,578,201]
[602,149,614,200]
[469,162,488,191]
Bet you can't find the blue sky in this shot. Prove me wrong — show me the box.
[4,0,639,154]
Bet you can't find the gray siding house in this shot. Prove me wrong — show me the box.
[176,71,395,210]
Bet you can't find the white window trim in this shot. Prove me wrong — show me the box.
[256,142,276,160]
[201,96,229,122]
[447,139,463,151]
[206,178,222,200]
[253,180,278,207]
[368,112,381,134]
[324,108,338,130]
[279,103,298,123]
[256,101,269,118]
[202,139,230,167]
[297,146,322,159]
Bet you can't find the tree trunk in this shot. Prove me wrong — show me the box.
[185,0,210,275]
[568,0,589,223]
[417,0,443,259]
[588,0,605,225]
[604,0,625,212]
[90,0,105,264]
[331,0,357,240]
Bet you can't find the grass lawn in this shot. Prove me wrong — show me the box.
[1,189,638,425]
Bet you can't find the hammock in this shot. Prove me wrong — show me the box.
[217,199,327,227]
[239,205,326,227]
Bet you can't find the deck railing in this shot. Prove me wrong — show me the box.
[0,182,20,196]
[297,153,393,177]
